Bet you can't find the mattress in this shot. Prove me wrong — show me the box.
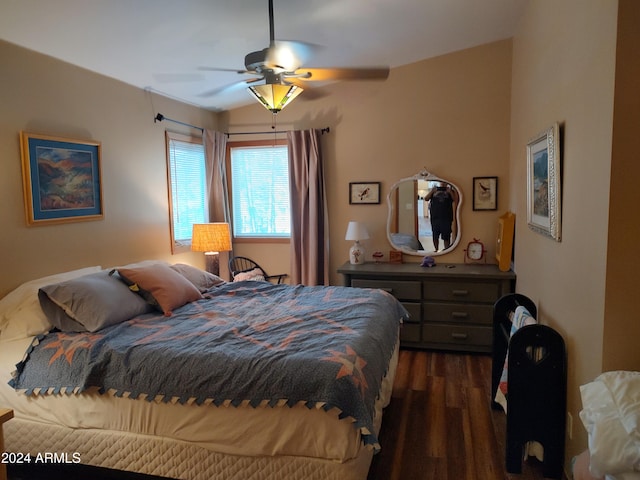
[1,336,398,480]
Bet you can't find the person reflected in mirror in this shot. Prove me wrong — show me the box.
[425,183,459,252]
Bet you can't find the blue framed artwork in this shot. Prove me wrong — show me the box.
[20,132,103,225]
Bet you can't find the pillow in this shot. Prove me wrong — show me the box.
[0,266,102,341]
[390,232,424,251]
[233,268,266,282]
[579,371,640,476]
[170,263,225,292]
[117,263,203,316]
[38,271,153,332]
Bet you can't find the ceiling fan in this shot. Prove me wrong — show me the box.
[199,0,390,113]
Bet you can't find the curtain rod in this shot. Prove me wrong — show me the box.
[153,113,330,137]
[226,127,330,137]
[154,113,203,132]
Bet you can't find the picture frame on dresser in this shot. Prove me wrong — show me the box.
[526,123,561,241]
[20,132,103,226]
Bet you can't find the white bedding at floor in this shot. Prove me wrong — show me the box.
[0,335,398,463]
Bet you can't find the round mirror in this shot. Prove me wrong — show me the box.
[386,170,463,256]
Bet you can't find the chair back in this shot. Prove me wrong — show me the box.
[229,256,262,277]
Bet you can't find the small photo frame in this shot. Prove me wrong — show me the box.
[472,176,498,211]
[527,123,561,241]
[349,182,380,204]
[20,132,103,226]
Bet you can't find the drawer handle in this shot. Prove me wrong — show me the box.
[452,289,469,296]
[451,333,468,340]
[451,312,469,319]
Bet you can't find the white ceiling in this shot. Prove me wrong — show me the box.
[0,0,527,112]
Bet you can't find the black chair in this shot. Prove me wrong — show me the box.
[228,256,288,284]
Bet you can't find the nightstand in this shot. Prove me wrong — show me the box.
[0,408,14,480]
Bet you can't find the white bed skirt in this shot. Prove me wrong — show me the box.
[5,417,374,480]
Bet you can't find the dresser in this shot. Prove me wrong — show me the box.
[337,262,515,353]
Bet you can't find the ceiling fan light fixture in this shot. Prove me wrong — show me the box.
[248,83,303,114]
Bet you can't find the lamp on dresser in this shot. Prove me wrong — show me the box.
[345,221,369,265]
[191,223,232,276]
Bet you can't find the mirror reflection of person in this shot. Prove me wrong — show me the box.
[425,184,458,252]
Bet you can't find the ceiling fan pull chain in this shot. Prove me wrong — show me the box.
[272,113,277,146]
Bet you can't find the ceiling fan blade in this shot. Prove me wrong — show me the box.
[198,66,255,75]
[198,77,263,98]
[296,67,390,82]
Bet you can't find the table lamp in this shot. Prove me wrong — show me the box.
[191,223,232,275]
[345,221,369,265]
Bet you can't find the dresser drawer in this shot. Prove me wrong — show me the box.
[423,280,499,303]
[400,323,421,343]
[402,302,421,324]
[422,324,492,347]
[423,303,493,325]
[352,278,421,301]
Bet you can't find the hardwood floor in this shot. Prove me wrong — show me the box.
[368,349,567,480]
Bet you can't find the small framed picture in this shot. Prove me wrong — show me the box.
[472,177,498,211]
[349,182,380,204]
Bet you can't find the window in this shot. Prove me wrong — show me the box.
[228,140,290,240]
[165,131,207,252]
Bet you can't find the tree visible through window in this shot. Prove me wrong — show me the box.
[165,131,207,251]
[228,140,290,239]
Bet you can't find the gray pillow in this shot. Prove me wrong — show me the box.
[38,271,152,332]
[170,263,225,292]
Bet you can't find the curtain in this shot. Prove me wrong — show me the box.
[287,129,329,286]
[203,130,230,278]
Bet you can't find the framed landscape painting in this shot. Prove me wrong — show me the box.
[20,132,103,226]
[526,123,561,241]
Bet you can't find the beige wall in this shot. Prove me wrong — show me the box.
[221,40,514,286]
[0,40,218,297]
[510,0,640,469]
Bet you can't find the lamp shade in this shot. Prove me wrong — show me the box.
[248,83,303,114]
[191,223,232,253]
[345,221,370,241]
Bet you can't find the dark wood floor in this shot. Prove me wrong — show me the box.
[367,349,566,480]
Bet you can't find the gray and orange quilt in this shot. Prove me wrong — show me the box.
[10,281,406,450]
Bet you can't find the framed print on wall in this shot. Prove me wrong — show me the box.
[20,132,103,226]
[472,176,498,210]
[349,182,381,204]
[526,123,561,241]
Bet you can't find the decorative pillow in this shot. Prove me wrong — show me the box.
[117,263,203,316]
[38,271,153,332]
[170,263,225,292]
[233,268,266,282]
[0,266,103,341]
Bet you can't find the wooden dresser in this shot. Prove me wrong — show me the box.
[337,262,515,353]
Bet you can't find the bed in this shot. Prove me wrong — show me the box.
[0,261,406,480]
[572,371,640,480]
